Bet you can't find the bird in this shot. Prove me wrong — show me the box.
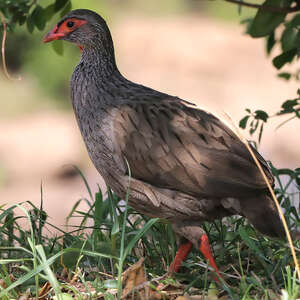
[43,9,284,278]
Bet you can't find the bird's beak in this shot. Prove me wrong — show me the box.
[43,25,65,43]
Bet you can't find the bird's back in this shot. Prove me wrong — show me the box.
[70,65,284,238]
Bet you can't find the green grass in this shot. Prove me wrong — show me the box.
[0,165,299,299]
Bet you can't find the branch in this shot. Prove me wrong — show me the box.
[224,0,300,13]
[0,11,21,80]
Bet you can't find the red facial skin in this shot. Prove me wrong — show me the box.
[43,18,87,51]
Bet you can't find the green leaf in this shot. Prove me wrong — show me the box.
[290,206,300,221]
[0,250,62,298]
[59,294,74,300]
[123,218,159,259]
[61,240,90,268]
[272,48,297,69]
[241,18,254,34]
[54,0,69,13]
[18,15,26,26]
[258,123,264,143]
[249,119,259,135]
[94,190,103,230]
[60,0,72,17]
[36,245,61,295]
[103,279,118,289]
[281,26,298,52]
[290,14,300,27]
[295,171,300,186]
[254,110,269,122]
[72,165,93,202]
[44,4,55,22]
[0,247,116,298]
[26,14,34,33]
[238,227,267,261]
[249,0,290,38]
[104,293,116,300]
[239,115,250,129]
[282,99,298,109]
[278,72,291,80]
[277,168,295,176]
[52,40,64,56]
[108,188,119,236]
[266,31,276,55]
[31,5,46,31]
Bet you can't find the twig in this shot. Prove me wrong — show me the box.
[194,261,240,279]
[275,115,298,130]
[120,274,168,299]
[0,11,21,80]
[224,0,300,13]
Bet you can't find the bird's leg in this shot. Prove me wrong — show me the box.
[156,241,193,291]
[171,224,222,281]
[200,234,221,281]
[169,241,193,273]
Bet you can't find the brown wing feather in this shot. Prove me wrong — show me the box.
[113,97,273,199]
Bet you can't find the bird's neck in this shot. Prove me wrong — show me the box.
[80,41,117,78]
[71,45,125,110]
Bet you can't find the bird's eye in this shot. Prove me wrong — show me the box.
[66,21,74,28]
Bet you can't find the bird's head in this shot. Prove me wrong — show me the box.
[43,9,112,51]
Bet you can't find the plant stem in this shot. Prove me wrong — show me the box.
[224,0,300,13]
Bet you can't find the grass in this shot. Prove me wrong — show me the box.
[0,165,299,299]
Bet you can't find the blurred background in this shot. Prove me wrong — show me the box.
[0,0,299,229]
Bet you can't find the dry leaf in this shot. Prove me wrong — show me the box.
[122,257,149,299]
[39,282,51,300]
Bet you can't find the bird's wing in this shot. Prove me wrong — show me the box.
[112,97,273,199]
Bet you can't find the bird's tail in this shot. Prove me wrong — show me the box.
[240,193,285,238]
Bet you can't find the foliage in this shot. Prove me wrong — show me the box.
[239,90,300,143]
[228,1,300,142]
[2,0,300,68]
[0,0,72,63]
[0,0,71,33]
[228,0,299,73]
[0,169,299,299]
[236,4,300,298]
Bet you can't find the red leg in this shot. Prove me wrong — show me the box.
[169,241,193,273]
[200,234,221,280]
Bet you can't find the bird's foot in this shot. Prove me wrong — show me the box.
[169,241,193,273]
[199,234,221,281]
[167,235,222,283]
